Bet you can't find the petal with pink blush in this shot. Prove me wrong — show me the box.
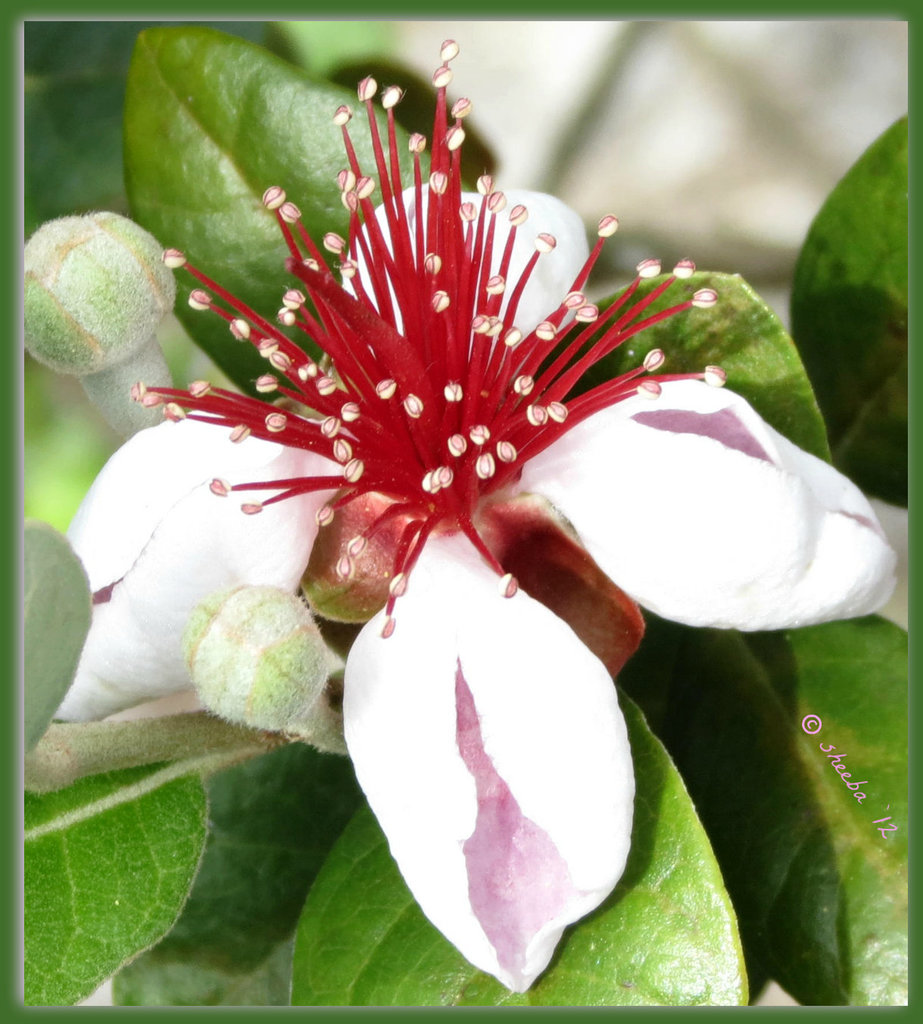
[343,532,634,992]
[518,380,896,631]
[455,663,577,984]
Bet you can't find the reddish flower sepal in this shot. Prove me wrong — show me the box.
[478,494,646,679]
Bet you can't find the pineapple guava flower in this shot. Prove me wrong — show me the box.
[55,41,895,993]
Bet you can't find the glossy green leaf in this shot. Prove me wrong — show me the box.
[791,117,908,504]
[23,520,91,751]
[24,763,207,1006]
[579,271,830,460]
[124,26,408,395]
[291,696,746,1006]
[113,742,361,1005]
[23,21,268,238]
[620,615,907,1005]
[784,620,907,1004]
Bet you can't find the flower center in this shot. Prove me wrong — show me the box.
[139,40,723,634]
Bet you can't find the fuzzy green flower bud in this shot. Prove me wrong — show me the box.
[183,585,346,754]
[24,212,175,436]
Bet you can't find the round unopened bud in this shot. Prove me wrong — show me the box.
[24,212,175,376]
[183,585,340,744]
[24,212,175,435]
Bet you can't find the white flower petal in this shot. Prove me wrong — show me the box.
[868,498,908,629]
[58,419,336,720]
[344,533,633,992]
[518,380,896,631]
[355,188,589,336]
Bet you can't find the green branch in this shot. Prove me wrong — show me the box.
[24,712,280,793]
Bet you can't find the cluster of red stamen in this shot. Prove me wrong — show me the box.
[138,40,724,635]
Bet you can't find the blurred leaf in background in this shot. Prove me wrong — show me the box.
[23,520,91,750]
[791,117,907,506]
[265,20,397,78]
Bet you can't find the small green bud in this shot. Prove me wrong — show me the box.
[24,212,175,436]
[183,585,345,753]
[24,212,175,374]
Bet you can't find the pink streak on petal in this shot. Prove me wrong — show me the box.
[455,660,575,982]
[631,407,774,463]
[840,509,885,536]
[92,582,117,605]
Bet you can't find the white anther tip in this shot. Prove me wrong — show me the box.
[637,258,662,279]
[703,365,727,387]
[343,458,365,483]
[643,348,666,372]
[381,85,403,109]
[475,453,496,480]
[357,77,377,102]
[692,288,718,308]
[262,186,286,210]
[673,258,696,279]
[279,201,301,224]
[432,66,453,89]
[162,248,186,268]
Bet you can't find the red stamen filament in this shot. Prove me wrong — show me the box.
[147,42,721,632]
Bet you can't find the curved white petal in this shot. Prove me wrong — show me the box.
[344,532,633,992]
[355,187,589,336]
[518,380,896,631]
[867,498,908,629]
[59,419,336,720]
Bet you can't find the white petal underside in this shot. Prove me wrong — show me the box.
[58,419,335,720]
[518,380,896,630]
[344,533,634,992]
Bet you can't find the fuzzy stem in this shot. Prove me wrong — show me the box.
[81,339,171,437]
[24,712,278,793]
